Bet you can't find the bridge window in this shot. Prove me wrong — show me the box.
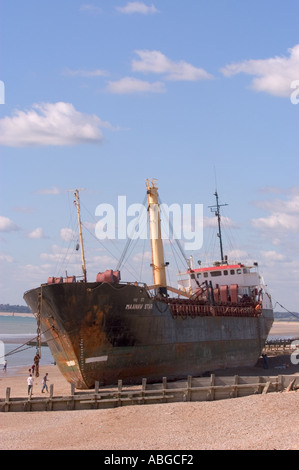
[230,269,235,275]
[237,268,242,274]
[211,271,222,277]
[223,270,228,275]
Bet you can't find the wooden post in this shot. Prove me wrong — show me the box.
[142,378,147,404]
[208,374,215,401]
[142,378,147,390]
[234,375,239,397]
[230,375,239,398]
[286,378,296,392]
[162,377,167,402]
[68,383,76,410]
[47,384,54,411]
[95,381,99,394]
[5,387,11,412]
[187,375,192,402]
[117,380,122,406]
[257,376,263,394]
[27,387,33,412]
[277,375,283,392]
[263,381,271,394]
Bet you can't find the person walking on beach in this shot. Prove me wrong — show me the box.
[27,374,33,395]
[3,360,7,372]
[41,373,49,393]
[262,353,269,369]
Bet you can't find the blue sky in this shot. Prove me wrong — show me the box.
[0,1,298,311]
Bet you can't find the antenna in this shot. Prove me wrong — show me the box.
[69,189,87,282]
[208,190,228,264]
[213,165,218,193]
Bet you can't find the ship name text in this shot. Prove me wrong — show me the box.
[125,303,153,310]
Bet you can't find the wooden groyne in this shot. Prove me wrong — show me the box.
[1,374,298,413]
[264,337,299,353]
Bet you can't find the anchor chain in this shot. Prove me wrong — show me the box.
[34,290,42,377]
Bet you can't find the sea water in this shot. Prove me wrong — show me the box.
[0,315,54,376]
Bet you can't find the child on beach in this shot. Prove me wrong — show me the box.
[27,374,33,395]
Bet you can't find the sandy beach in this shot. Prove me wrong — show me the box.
[0,311,33,318]
[1,321,299,450]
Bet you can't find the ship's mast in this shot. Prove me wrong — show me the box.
[209,191,228,264]
[74,189,87,282]
[146,179,167,296]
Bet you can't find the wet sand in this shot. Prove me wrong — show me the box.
[1,321,299,450]
[268,320,299,338]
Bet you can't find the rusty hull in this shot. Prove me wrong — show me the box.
[24,282,273,389]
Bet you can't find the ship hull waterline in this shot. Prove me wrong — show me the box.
[24,282,274,389]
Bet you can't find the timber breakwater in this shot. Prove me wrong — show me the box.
[1,373,298,413]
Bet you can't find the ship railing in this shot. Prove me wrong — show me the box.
[157,297,261,318]
[44,277,149,289]
[119,281,149,289]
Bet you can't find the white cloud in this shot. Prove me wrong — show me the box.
[16,263,57,285]
[0,102,110,147]
[261,193,299,215]
[0,216,20,232]
[28,228,45,239]
[258,186,286,195]
[221,44,299,97]
[253,213,299,231]
[260,250,288,262]
[0,254,13,263]
[226,249,250,261]
[60,228,77,242]
[204,216,238,229]
[132,50,213,81]
[88,254,117,267]
[105,77,166,94]
[36,186,61,195]
[63,67,108,77]
[40,244,80,264]
[79,4,102,15]
[252,192,299,232]
[116,2,159,15]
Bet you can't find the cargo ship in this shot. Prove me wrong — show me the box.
[24,179,273,388]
